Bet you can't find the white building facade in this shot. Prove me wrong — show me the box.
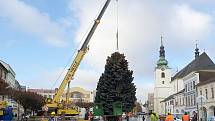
[174,89,185,114]
[0,60,19,89]
[183,72,198,114]
[154,40,172,114]
[0,60,23,118]
[156,43,215,118]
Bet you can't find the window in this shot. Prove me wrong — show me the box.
[212,88,214,98]
[183,97,184,105]
[191,82,193,91]
[191,95,193,106]
[193,81,195,89]
[161,72,165,78]
[4,72,6,79]
[187,83,189,91]
[206,89,208,99]
[180,98,181,105]
[162,81,165,84]
[194,94,196,105]
[2,72,5,80]
[188,96,190,106]
[185,84,187,92]
[200,90,202,95]
[188,83,190,91]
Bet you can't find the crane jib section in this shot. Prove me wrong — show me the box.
[53,49,87,103]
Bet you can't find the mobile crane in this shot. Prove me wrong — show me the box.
[46,0,111,116]
[0,101,13,120]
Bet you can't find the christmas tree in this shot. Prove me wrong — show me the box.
[95,52,136,117]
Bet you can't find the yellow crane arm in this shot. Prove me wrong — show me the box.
[53,49,87,103]
[51,0,111,104]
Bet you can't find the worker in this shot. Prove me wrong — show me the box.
[182,112,190,121]
[165,112,174,121]
[149,111,159,121]
[49,112,55,121]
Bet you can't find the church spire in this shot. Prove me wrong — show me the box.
[157,35,168,68]
[195,40,200,58]
[160,35,165,58]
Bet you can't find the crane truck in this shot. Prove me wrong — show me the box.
[46,0,111,116]
[0,101,13,120]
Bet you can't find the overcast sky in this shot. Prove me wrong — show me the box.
[0,0,215,102]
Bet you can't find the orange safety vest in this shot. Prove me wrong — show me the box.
[165,115,174,121]
[182,115,190,121]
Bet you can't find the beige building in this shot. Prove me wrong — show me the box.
[197,75,215,121]
[62,87,94,103]
[28,87,94,103]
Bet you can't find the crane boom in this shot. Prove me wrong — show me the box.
[81,0,111,50]
[52,0,111,103]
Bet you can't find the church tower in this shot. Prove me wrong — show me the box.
[154,36,171,114]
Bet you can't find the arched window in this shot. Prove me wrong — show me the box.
[161,72,165,78]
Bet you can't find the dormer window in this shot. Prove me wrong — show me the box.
[161,72,165,78]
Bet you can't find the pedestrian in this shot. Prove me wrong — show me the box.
[182,112,190,121]
[142,115,145,121]
[84,109,89,120]
[88,111,93,121]
[165,112,174,121]
[191,111,197,121]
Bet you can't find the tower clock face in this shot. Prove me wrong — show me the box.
[161,67,165,71]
